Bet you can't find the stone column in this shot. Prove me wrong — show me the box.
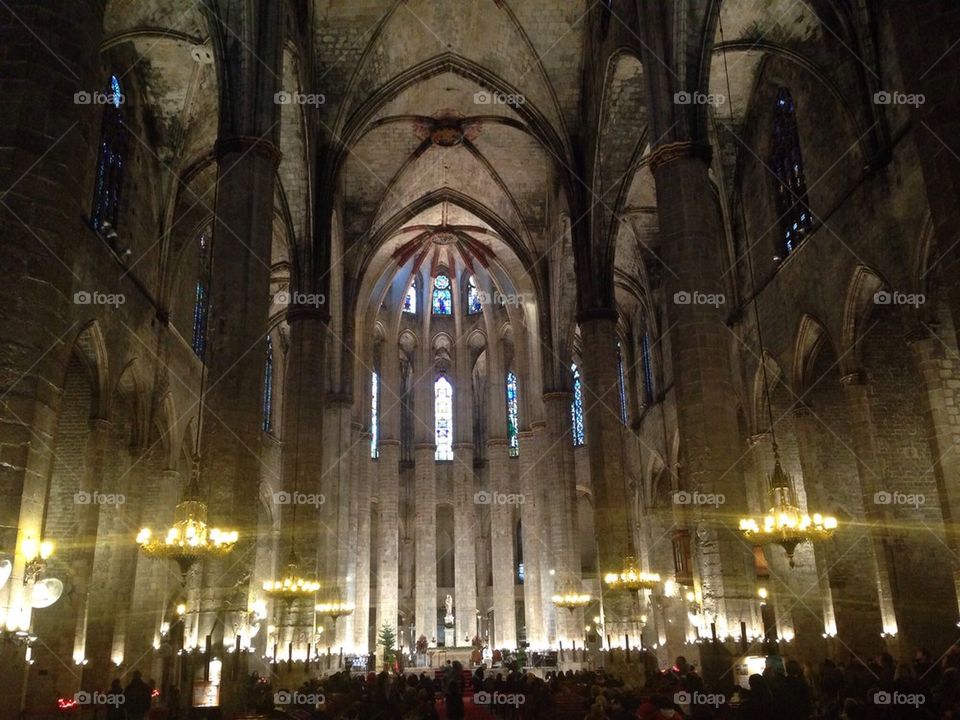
[376,438,401,650]
[518,424,546,647]
[541,392,582,646]
[414,443,438,643]
[320,393,352,649]
[452,443,478,644]
[352,426,373,654]
[487,438,516,648]
[650,142,754,636]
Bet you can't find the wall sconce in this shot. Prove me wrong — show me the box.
[22,537,53,584]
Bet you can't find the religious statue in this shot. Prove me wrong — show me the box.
[445,594,454,619]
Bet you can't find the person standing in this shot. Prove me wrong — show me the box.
[124,670,152,720]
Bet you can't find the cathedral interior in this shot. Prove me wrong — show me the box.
[1,0,960,716]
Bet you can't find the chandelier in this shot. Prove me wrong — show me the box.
[603,556,660,591]
[551,585,592,612]
[315,595,355,621]
[137,458,238,575]
[263,552,320,600]
[739,455,837,567]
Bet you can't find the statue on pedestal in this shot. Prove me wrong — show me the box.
[444,593,455,628]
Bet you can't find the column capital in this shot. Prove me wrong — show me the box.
[840,370,866,386]
[452,442,475,451]
[543,390,573,403]
[326,392,352,407]
[648,140,713,175]
[414,442,437,451]
[378,438,401,447]
[486,437,510,448]
[790,401,814,418]
[88,417,112,433]
[528,420,546,431]
[748,432,771,447]
[215,135,283,167]
[576,307,619,325]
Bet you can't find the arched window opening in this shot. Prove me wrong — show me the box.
[91,74,127,237]
[515,520,524,584]
[617,341,628,425]
[371,371,380,459]
[571,362,585,446]
[191,232,210,358]
[432,274,452,316]
[506,371,520,457]
[262,335,274,433]
[771,88,813,259]
[467,276,483,314]
[435,375,454,460]
[403,279,417,314]
[641,331,655,404]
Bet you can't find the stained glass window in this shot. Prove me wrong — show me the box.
[91,74,127,235]
[571,362,585,446]
[468,276,483,314]
[771,88,813,259]
[506,371,520,457]
[435,376,454,460]
[641,331,655,404]
[617,342,628,425]
[432,274,452,316]
[371,371,380,458]
[191,232,209,359]
[403,280,417,314]
[262,335,274,433]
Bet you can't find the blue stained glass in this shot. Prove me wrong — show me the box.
[403,281,416,314]
[110,75,122,107]
[506,371,520,457]
[771,88,813,259]
[641,331,655,403]
[262,335,274,433]
[435,376,453,460]
[191,233,209,358]
[617,342,628,425]
[468,276,483,314]
[571,362,585,446]
[432,274,452,316]
[91,75,126,233]
[371,371,380,458]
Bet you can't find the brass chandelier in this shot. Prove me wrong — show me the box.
[603,556,660,591]
[262,551,320,600]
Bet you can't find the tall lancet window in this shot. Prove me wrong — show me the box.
[617,341,628,425]
[506,371,520,457]
[771,87,813,259]
[435,376,454,460]
[467,276,483,314]
[262,335,274,433]
[191,232,210,358]
[432,273,452,316]
[571,362,585,446]
[403,279,417,314]
[371,371,380,459]
[91,74,127,235]
[641,331,655,404]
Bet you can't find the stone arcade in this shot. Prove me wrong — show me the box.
[1,0,960,715]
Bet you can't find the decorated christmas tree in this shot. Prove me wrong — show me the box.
[377,624,397,669]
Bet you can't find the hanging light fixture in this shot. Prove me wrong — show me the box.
[715,20,838,568]
[137,220,237,575]
[603,556,660,591]
[315,590,355,621]
[262,551,320,600]
[551,582,592,612]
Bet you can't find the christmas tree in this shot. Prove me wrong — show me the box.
[377,624,397,669]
